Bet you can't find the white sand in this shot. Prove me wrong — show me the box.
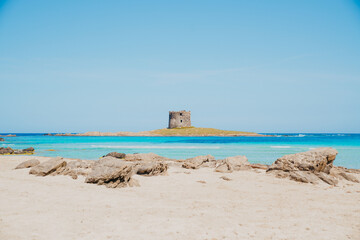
[0,155,359,240]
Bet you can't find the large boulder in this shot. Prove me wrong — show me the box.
[124,152,172,162]
[268,147,338,174]
[29,157,67,176]
[85,158,138,188]
[265,148,358,186]
[215,156,250,173]
[15,159,40,169]
[103,152,126,159]
[182,155,216,169]
[0,138,4,141]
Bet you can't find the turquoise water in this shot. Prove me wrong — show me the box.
[1,133,360,169]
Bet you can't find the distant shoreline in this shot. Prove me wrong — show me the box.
[50,127,269,137]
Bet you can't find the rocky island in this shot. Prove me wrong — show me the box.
[54,111,266,137]
[55,127,265,137]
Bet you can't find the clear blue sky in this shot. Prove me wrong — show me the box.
[1,0,360,133]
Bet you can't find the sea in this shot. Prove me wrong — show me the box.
[1,133,360,169]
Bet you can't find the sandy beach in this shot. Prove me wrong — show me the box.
[1,155,359,240]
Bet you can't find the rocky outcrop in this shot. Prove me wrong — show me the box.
[15,159,40,169]
[61,160,95,179]
[267,148,359,185]
[0,137,4,141]
[330,166,359,183]
[85,157,138,188]
[215,156,251,173]
[124,152,174,162]
[0,147,35,155]
[103,152,126,159]
[182,155,216,169]
[0,147,14,154]
[29,157,67,176]
[135,162,168,176]
[22,147,35,153]
[268,147,338,174]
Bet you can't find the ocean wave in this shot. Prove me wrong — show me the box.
[270,146,291,149]
[91,145,221,149]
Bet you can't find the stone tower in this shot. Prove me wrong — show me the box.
[168,110,191,129]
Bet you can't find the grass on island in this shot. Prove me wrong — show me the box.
[148,127,260,136]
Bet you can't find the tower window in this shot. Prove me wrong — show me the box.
[180,113,183,116]
[180,120,183,122]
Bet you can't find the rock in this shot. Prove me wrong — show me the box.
[289,171,319,184]
[61,160,94,179]
[215,156,250,173]
[316,172,338,186]
[339,172,359,183]
[97,157,126,167]
[135,162,168,176]
[331,166,360,174]
[124,152,172,162]
[220,176,232,181]
[103,152,126,159]
[85,158,136,188]
[267,148,343,185]
[215,163,231,173]
[268,147,338,174]
[268,170,291,179]
[0,147,14,155]
[23,147,35,152]
[330,167,359,183]
[250,163,269,170]
[15,159,40,169]
[29,157,67,176]
[0,138,4,141]
[0,147,35,155]
[182,155,215,169]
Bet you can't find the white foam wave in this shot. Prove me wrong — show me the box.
[270,146,291,149]
[91,145,221,149]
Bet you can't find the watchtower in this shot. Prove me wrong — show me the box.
[168,110,191,129]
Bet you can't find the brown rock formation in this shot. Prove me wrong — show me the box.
[0,147,35,155]
[267,148,359,185]
[29,157,67,176]
[15,159,40,169]
[215,156,251,173]
[182,155,216,169]
[103,152,126,159]
[85,157,137,188]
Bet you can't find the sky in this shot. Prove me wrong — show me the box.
[0,0,360,133]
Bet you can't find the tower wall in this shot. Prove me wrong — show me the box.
[168,110,191,128]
